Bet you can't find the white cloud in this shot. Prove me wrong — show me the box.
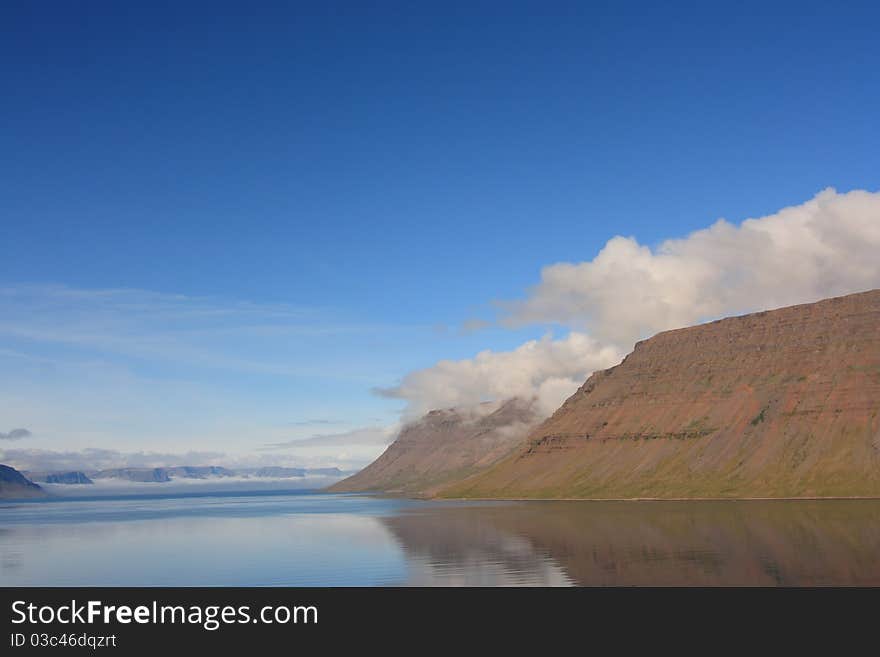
[386,188,880,419]
[377,332,623,419]
[503,188,880,346]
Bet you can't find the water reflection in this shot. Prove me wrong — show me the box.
[2,493,880,586]
[384,500,880,586]
[382,507,573,586]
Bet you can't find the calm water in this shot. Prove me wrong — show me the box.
[2,491,880,586]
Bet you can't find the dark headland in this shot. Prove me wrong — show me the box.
[0,464,46,499]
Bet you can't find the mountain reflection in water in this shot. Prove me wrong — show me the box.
[384,500,880,586]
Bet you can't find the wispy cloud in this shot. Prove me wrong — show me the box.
[286,419,347,427]
[0,428,31,441]
[0,447,225,472]
[0,284,401,381]
[459,318,492,334]
[261,426,396,450]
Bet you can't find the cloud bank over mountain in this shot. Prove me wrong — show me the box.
[378,332,623,419]
[386,189,880,417]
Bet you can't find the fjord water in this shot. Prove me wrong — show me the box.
[2,491,880,586]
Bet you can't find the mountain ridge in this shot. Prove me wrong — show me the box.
[329,397,541,495]
[440,289,880,499]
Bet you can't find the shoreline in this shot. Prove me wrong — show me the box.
[358,492,880,503]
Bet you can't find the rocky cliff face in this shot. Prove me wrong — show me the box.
[442,289,880,499]
[0,464,46,498]
[329,397,541,495]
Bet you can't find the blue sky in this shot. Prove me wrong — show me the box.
[2,2,879,469]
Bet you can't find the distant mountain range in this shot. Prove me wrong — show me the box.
[87,466,237,483]
[9,465,350,488]
[333,289,880,499]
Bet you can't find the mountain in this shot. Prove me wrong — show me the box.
[165,466,235,479]
[25,471,93,484]
[28,464,339,483]
[90,468,172,482]
[89,466,235,482]
[329,397,541,495]
[0,464,46,498]
[441,290,880,499]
